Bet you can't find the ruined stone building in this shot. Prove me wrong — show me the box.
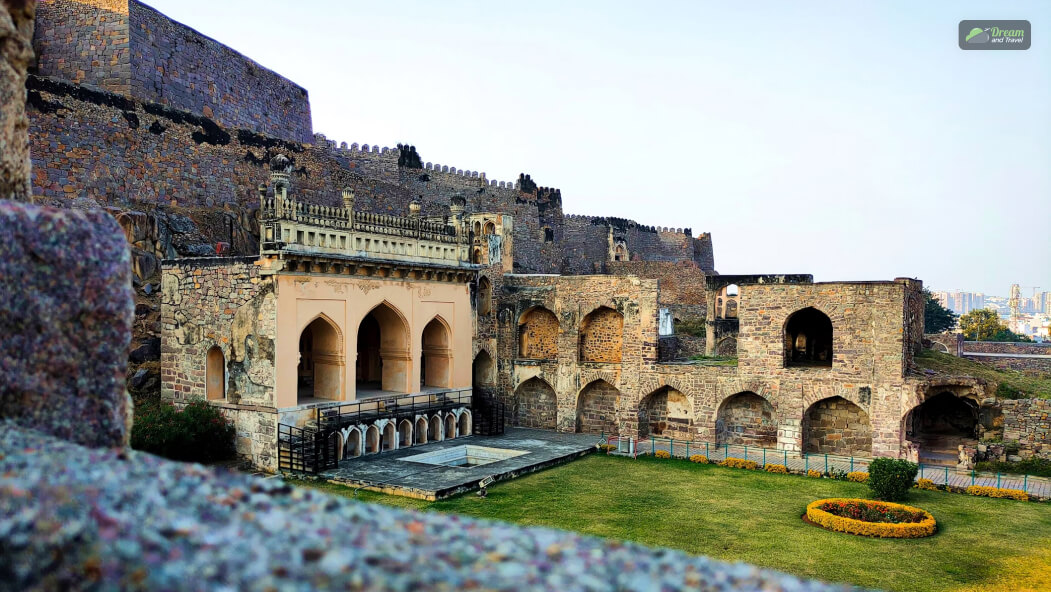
[26,0,1049,472]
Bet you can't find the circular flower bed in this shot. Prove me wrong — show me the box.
[805,498,936,538]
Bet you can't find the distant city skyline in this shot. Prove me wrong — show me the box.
[145,0,1050,295]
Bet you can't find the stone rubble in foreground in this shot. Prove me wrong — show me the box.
[0,424,852,592]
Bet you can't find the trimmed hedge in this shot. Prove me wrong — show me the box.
[806,498,936,538]
[847,471,869,483]
[720,457,758,470]
[915,478,938,491]
[807,469,822,478]
[131,398,236,463]
[765,464,788,474]
[654,450,671,459]
[689,454,709,464]
[868,458,918,502]
[965,485,1028,501]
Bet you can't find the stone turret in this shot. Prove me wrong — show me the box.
[408,200,421,219]
[449,193,466,233]
[269,154,292,199]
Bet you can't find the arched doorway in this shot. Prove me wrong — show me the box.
[579,306,624,363]
[356,302,410,395]
[514,377,557,429]
[803,396,871,456]
[473,350,495,388]
[398,419,413,448]
[518,306,558,359]
[905,392,978,466]
[206,346,225,401]
[576,379,619,434]
[365,425,380,454]
[429,414,443,441]
[298,316,343,404]
[458,411,472,436]
[415,417,428,444]
[785,307,833,367]
[638,387,693,440]
[477,277,492,316]
[445,413,457,439]
[421,316,452,389]
[715,392,776,447]
[382,422,396,451]
[345,428,362,458]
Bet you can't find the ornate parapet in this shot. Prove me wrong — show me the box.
[259,155,471,268]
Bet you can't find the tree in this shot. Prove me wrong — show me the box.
[989,328,1034,343]
[923,289,957,333]
[959,309,1005,341]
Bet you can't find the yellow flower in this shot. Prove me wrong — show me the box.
[806,498,936,538]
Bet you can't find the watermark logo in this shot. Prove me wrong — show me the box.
[959,20,1031,50]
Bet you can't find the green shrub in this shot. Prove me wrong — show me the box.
[995,382,1025,400]
[131,397,236,463]
[867,457,919,502]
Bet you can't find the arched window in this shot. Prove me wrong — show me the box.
[785,307,833,367]
[543,227,554,243]
[518,306,559,359]
[483,221,496,235]
[356,302,410,395]
[473,221,482,236]
[298,316,343,404]
[421,316,452,389]
[579,306,624,363]
[613,244,627,261]
[473,350,495,387]
[206,346,225,401]
[477,277,492,316]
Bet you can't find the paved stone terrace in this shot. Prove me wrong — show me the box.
[619,438,1051,499]
[321,428,601,500]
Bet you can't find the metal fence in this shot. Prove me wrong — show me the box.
[605,435,1051,499]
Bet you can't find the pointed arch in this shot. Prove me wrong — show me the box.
[514,376,557,430]
[429,414,444,441]
[518,306,559,359]
[445,413,457,439]
[638,387,693,440]
[458,409,472,436]
[576,379,620,434]
[298,314,344,404]
[398,418,413,448]
[803,396,871,456]
[365,425,380,454]
[206,345,225,401]
[473,349,495,387]
[477,276,493,316]
[357,301,411,394]
[344,427,363,458]
[415,416,428,444]
[715,391,776,447]
[421,315,452,389]
[785,307,833,367]
[382,421,397,451]
[579,306,623,363]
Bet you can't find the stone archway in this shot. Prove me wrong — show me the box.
[382,422,396,451]
[421,316,452,389]
[357,302,410,394]
[785,307,833,367]
[398,419,413,448]
[518,306,558,359]
[803,396,871,456]
[638,387,693,440]
[514,377,557,430]
[415,416,428,444]
[429,414,444,442]
[206,345,225,401]
[345,428,362,458]
[458,410,472,436]
[365,425,380,454]
[445,413,457,439]
[716,392,777,447]
[298,315,343,404]
[579,306,624,363]
[576,379,620,435]
[905,392,978,466]
[472,350,495,388]
[477,277,492,316]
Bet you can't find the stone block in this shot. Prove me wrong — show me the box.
[0,199,133,448]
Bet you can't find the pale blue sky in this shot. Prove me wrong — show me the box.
[147,0,1050,296]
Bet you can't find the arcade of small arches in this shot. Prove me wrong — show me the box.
[327,408,474,460]
[293,301,456,405]
[509,376,982,460]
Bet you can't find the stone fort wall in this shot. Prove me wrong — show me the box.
[33,0,313,142]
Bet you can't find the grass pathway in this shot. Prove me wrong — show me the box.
[301,454,1051,592]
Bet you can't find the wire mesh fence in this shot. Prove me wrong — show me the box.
[603,434,1050,499]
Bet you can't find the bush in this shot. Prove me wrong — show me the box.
[868,458,919,502]
[807,469,823,478]
[806,498,936,539]
[654,450,671,459]
[765,464,788,474]
[131,398,236,463]
[915,478,938,491]
[847,471,869,483]
[720,457,758,470]
[689,454,709,464]
[965,485,1029,501]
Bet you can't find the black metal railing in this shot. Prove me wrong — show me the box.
[278,423,339,474]
[472,389,506,436]
[316,390,472,432]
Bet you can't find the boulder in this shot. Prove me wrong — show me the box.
[130,337,161,363]
[0,199,134,448]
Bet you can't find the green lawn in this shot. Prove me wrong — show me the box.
[299,454,1051,592]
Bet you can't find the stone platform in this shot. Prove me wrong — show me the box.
[321,428,600,500]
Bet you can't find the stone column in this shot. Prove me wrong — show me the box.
[0,0,35,202]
